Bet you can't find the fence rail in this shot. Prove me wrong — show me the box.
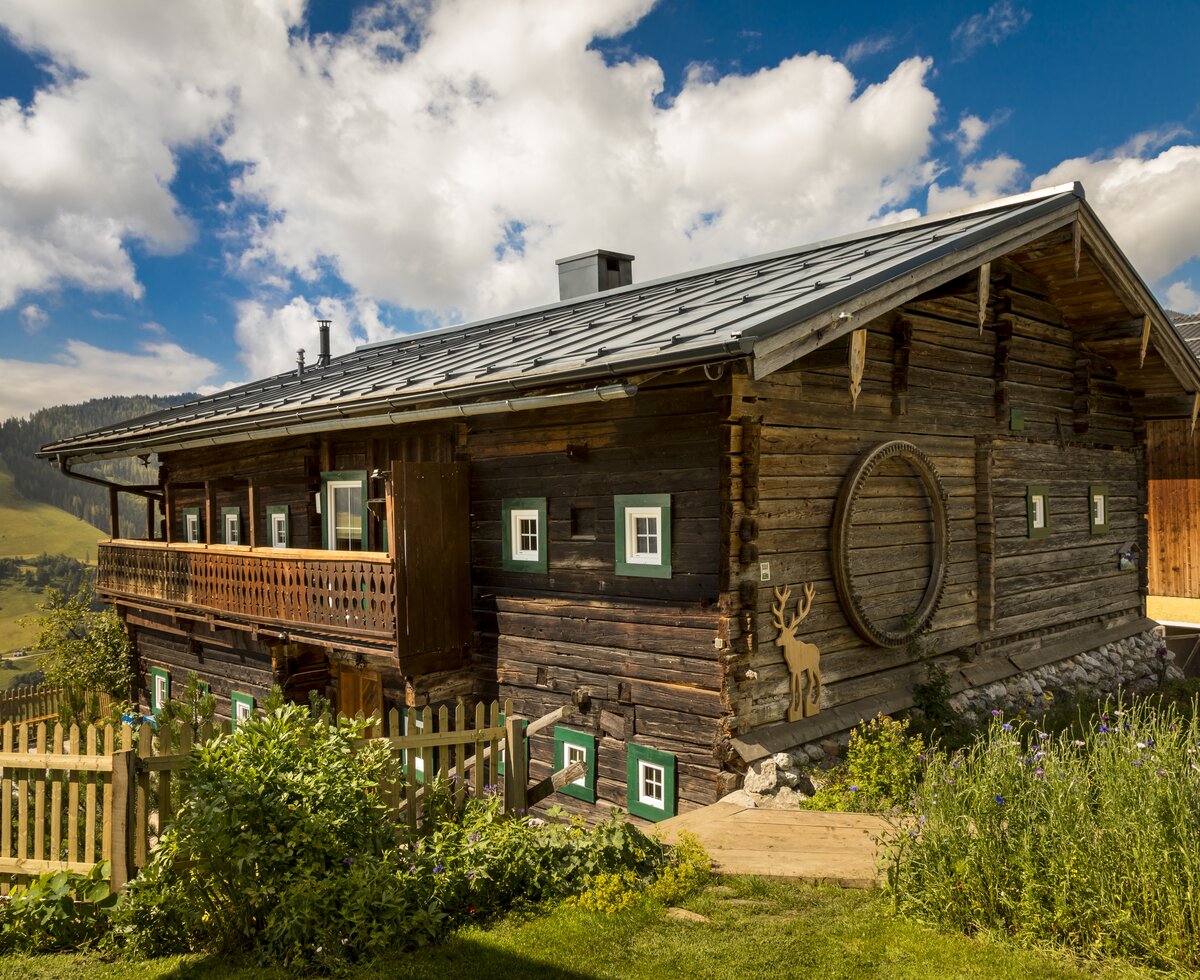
[0,697,537,893]
[0,685,63,726]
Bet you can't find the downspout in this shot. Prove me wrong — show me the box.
[54,454,162,501]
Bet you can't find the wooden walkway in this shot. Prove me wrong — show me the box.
[655,803,892,889]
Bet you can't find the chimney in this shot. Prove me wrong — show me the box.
[296,348,306,377]
[317,319,331,367]
[555,249,634,301]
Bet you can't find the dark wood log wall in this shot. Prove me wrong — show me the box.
[725,258,1145,745]
[469,377,729,815]
[1146,419,1200,599]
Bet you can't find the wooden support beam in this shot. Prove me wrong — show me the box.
[204,481,215,545]
[526,760,588,808]
[848,328,867,408]
[1139,314,1152,368]
[976,262,991,335]
[994,318,1014,423]
[163,482,175,545]
[1072,219,1081,279]
[1192,392,1200,436]
[891,317,912,416]
[108,486,120,540]
[246,479,258,549]
[974,437,995,632]
[1073,347,1093,435]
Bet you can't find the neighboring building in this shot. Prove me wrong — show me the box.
[39,184,1200,820]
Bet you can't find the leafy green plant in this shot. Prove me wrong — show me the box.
[154,671,216,731]
[802,714,925,812]
[0,862,116,953]
[889,697,1200,972]
[29,585,132,725]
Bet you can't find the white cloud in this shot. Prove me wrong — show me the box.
[927,154,1023,212]
[19,303,48,333]
[843,34,895,64]
[1033,141,1200,284]
[1166,281,1200,315]
[0,340,222,422]
[952,2,1031,60]
[233,295,400,380]
[954,114,989,156]
[0,0,942,339]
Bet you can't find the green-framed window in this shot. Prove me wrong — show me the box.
[614,494,672,578]
[502,497,548,572]
[221,506,242,545]
[150,667,170,714]
[1089,485,1110,534]
[554,727,597,803]
[626,744,676,822]
[182,507,202,544]
[267,504,290,548]
[1026,485,1050,539]
[320,471,369,551]
[231,691,255,728]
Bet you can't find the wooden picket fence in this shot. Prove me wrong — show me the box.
[0,685,63,726]
[0,697,561,893]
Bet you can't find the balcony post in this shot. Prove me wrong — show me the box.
[204,481,215,545]
[164,482,175,544]
[247,479,258,549]
[108,486,120,540]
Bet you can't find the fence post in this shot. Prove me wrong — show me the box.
[108,749,136,891]
[503,716,527,815]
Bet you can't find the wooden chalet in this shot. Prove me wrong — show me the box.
[39,184,1200,820]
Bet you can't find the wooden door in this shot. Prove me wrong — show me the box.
[337,664,383,734]
[391,461,472,674]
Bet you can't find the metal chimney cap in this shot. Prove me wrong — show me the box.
[555,249,635,267]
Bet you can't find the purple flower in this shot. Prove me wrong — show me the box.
[343,856,354,866]
[1036,731,1049,741]
[995,795,1005,805]
[434,864,445,875]
[468,831,482,842]
[1157,769,1167,777]
[1001,723,1012,732]
[992,709,1002,718]
[848,785,859,793]
[1133,759,1143,767]
[1034,769,1044,776]
[1098,725,1110,733]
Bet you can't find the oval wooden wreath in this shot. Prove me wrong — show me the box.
[831,440,950,648]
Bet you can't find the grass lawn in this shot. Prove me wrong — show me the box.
[0,583,47,658]
[0,877,1167,979]
[0,459,103,564]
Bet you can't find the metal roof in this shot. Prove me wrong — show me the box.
[1170,311,1200,359]
[41,182,1187,462]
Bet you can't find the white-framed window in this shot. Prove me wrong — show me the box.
[638,759,666,809]
[223,510,240,545]
[184,511,200,544]
[625,507,662,565]
[1092,494,1105,526]
[1032,496,1046,529]
[1089,485,1109,535]
[327,480,364,551]
[614,494,672,578]
[565,742,587,787]
[1026,485,1050,540]
[271,511,288,548]
[151,667,170,714]
[510,509,540,561]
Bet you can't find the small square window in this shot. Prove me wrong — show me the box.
[625,743,676,822]
[183,508,201,544]
[1089,485,1109,534]
[502,498,547,573]
[554,726,596,802]
[231,691,255,728]
[614,495,672,578]
[150,667,170,714]
[222,507,241,545]
[1026,486,1050,539]
[268,505,290,548]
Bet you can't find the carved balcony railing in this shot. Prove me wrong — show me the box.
[97,541,396,641]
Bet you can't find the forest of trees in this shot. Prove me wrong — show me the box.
[0,394,195,538]
[0,554,96,598]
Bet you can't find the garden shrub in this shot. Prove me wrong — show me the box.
[802,714,925,812]
[888,698,1200,971]
[0,862,116,953]
[565,831,713,913]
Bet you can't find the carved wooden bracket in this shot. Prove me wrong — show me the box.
[1139,314,1152,368]
[848,328,867,408]
[772,582,821,721]
[977,262,991,335]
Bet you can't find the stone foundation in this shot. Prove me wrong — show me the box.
[734,627,1181,807]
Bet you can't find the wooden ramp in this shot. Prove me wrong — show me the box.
[654,803,892,889]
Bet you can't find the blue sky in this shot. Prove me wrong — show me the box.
[0,0,1198,420]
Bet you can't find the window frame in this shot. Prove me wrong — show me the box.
[1089,484,1110,535]
[1026,485,1050,540]
[320,471,369,551]
[553,726,597,802]
[267,504,290,549]
[614,494,672,578]
[625,743,676,822]
[150,666,170,714]
[221,506,242,546]
[231,691,255,728]
[182,507,202,544]
[502,497,548,573]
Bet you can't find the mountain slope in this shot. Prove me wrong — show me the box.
[0,456,104,561]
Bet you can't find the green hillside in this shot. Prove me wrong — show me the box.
[0,455,104,561]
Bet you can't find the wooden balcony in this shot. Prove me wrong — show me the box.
[97,540,396,643]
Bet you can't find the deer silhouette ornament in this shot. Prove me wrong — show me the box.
[772,583,821,721]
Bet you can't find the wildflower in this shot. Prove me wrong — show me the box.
[992,709,1002,717]
[343,857,354,867]
[1073,739,1085,747]
[1036,731,1049,741]
[1002,723,1012,732]
[848,785,859,793]
[468,831,482,842]
[945,778,955,785]
[1132,759,1143,767]
[1137,741,1147,749]
[1034,769,1044,776]
[1034,751,1045,761]
[995,795,1005,805]
[1098,724,1110,733]
[918,753,927,761]
[1157,769,1167,777]
[434,864,445,875]
[1114,710,1124,718]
